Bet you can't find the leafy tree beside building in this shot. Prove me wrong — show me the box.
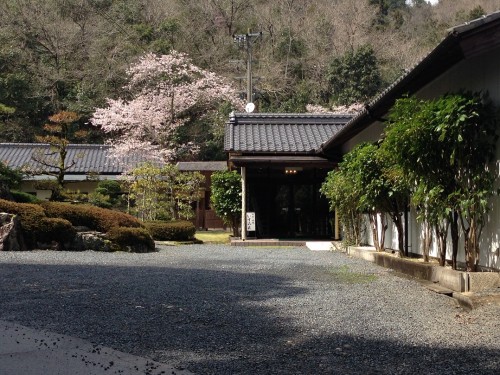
[210,170,241,237]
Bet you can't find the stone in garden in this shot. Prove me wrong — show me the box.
[0,212,26,251]
[68,231,111,252]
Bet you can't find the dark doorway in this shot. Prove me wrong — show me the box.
[247,167,332,239]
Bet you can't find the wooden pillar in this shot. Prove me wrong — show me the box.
[334,209,340,240]
[241,166,247,240]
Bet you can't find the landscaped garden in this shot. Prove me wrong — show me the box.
[0,161,201,252]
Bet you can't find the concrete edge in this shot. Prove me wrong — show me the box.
[347,246,500,293]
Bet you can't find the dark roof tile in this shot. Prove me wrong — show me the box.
[0,143,152,174]
[225,113,353,153]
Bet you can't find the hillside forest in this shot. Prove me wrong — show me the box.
[1,0,499,161]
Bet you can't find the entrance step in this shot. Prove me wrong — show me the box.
[231,239,306,247]
[306,241,334,251]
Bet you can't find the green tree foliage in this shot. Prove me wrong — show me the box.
[126,163,203,221]
[384,92,498,271]
[455,6,486,23]
[29,111,86,201]
[1,0,498,144]
[369,0,408,27]
[341,143,389,251]
[327,45,383,106]
[321,142,408,252]
[88,180,123,209]
[0,161,22,190]
[320,168,363,246]
[210,170,241,236]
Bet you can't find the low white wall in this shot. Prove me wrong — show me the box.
[362,208,499,270]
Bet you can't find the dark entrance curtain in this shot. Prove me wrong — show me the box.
[247,167,332,239]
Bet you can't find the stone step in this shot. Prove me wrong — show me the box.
[306,241,333,251]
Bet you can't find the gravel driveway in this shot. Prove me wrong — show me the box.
[0,245,499,374]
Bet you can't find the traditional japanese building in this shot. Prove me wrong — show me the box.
[224,112,353,240]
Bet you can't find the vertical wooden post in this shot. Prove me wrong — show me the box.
[334,209,340,240]
[241,166,247,240]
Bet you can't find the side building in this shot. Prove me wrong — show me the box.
[0,143,142,200]
[320,11,500,270]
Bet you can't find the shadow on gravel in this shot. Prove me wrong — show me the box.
[0,262,498,374]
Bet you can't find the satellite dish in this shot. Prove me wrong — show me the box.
[245,102,255,113]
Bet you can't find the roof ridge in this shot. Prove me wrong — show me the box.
[0,143,110,148]
[232,112,354,118]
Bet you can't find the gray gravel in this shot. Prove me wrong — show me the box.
[0,245,499,374]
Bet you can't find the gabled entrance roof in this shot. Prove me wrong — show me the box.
[225,112,353,155]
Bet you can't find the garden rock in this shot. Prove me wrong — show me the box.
[109,242,154,254]
[0,212,26,251]
[68,231,111,252]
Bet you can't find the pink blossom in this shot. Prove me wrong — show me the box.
[91,51,243,161]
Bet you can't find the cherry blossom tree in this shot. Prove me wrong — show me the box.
[91,51,243,161]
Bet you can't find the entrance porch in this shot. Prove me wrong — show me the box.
[244,166,332,239]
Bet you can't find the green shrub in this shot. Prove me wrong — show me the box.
[143,220,196,241]
[88,191,113,209]
[36,218,76,246]
[11,190,41,204]
[107,227,155,253]
[94,180,122,207]
[0,162,22,189]
[41,202,142,232]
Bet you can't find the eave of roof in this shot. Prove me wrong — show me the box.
[320,10,500,156]
[229,155,335,167]
[176,161,227,171]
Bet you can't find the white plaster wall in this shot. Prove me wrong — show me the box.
[21,180,99,201]
[355,46,500,269]
[341,121,385,154]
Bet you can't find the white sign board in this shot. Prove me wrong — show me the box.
[246,212,256,232]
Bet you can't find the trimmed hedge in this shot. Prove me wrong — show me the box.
[37,218,76,246]
[143,220,196,241]
[0,199,46,248]
[41,202,142,232]
[0,199,152,252]
[107,227,155,253]
[11,190,41,204]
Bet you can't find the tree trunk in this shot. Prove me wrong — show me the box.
[464,217,479,272]
[435,223,447,267]
[450,211,459,270]
[392,213,405,257]
[368,212,380,251]
[422,220,432,263]
[380,213,387,251]
[232,216,239,238]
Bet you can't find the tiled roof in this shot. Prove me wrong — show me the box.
[0,143,150,175]
[224,113,353,153]
[176,161,227,171]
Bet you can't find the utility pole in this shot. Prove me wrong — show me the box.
[233,31,262,106]
[233,31,262,241]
